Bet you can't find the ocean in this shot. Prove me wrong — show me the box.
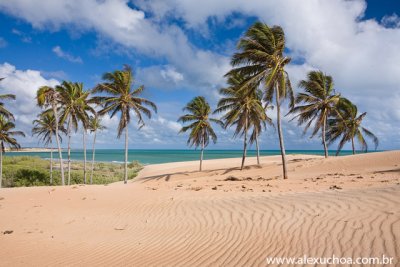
[5,149,374,165]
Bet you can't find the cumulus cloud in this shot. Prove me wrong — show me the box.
[0,63,59,146]
[137,0,400,150]
[0,0,399,149]
[0,0,230,93]
[52,46,83,63]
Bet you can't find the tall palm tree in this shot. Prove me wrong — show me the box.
[228,22,294,179]
[0,78,16,120]
[326,98,378,155]
[57,81,94,185]
[37,86,65,185]
[0,115,25,188]
[214,73,268,170]
[289,71,340,158]
[93,65,157,184]
[178,96,222,171]
[32,111,67,184]
[88,115,106,184]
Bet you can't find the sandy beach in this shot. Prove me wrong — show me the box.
[0,151,399,266]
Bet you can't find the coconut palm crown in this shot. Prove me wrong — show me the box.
[290,70,340,158]
[0,78,16,120]
[326,98,378,155]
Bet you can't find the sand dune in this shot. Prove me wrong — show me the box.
[0,151,399,266]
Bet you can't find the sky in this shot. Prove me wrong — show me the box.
[0,0,399,151]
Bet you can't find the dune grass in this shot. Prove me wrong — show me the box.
[2,156,142,187]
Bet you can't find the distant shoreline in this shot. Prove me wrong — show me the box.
[5,148,59,152]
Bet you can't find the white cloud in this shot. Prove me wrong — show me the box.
[0,63,60,146]
[160,66,184,83]
[0,0,230,92]
[137,0,400,150]
[0,0,399,150]
[52,46,83,63]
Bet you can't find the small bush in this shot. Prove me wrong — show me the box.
[128,160,142,169]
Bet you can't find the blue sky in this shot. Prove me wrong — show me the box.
[0,0,399,150]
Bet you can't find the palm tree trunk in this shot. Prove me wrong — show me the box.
[83,128,87,184]
[322,114,328,158]
[275,87,288,179]
[255,135,260,165]
[52,104,65,185]
[200,132,204,171]
[351,138,355,155]
[124,126,128,184]
[90,130,97,185]
[241,119,248,170]
[50,139,53,185]
[0,143,3,188]
[67,116,72,186]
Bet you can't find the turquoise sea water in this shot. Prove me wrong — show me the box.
[5,149,379,165]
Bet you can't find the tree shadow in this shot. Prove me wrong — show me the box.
[373,168,400,174]
[138,164,264,183]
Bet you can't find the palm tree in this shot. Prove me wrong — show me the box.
[0,78,16,121]
[228,22,294,179]
[37,86,65,185]
[178,96,222,171]
[290,71,340,158]
[32,111,67,184]
[0,115,25,188]
[93,65,157,184]
[214,73,269,170]
[326,98,378,155]
[88,115,106,184]
[57,81,94,185]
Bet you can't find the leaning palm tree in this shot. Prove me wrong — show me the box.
[88,115,106,184]
[228,22,294,179]
[326,98,378,155]
[178,96,222,171]
[57,81,94,185]
[0,78,16,120]
[37,86,65,185]
[93,65,157,184]
[214,73,268,170]
[0,115,25,188]
[289,71,340,158]
[32,111,67,184]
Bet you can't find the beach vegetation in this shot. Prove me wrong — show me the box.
[1,156,142,187]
